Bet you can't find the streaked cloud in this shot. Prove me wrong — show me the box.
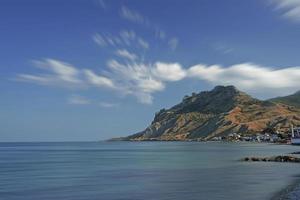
[84,69,115,88]
[213,43,234,54]
[13,2,300,106]
[106,59,165,104]
[137,38,149,49]
[16,58,300,104]
[98,102,119,108]
[17,59,83,88]
[155,29,166,40]
[16,58,184,104]
[168,37,179,51]
[120,6,146,25]
[17,59,114,90]
[119,5,178,50]
[188,63,300,96]
[115,49,138,61]
[68,95,119,108]
[271,0,300,22]
[98,0,107,9]
[93,30,149,50]
[119,30,136,45]
[93,34,107,46]
[103,60,186,104]
[103,60,300,102]
[68,95,91,105]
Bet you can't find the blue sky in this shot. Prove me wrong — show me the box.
[1,0,300,141]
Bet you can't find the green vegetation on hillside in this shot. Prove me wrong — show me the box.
[270,91,300,108]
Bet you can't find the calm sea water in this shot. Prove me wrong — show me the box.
[1,142,300,200]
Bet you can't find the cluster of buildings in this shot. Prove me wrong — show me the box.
[210,126,300,144]
[211,132,283,143]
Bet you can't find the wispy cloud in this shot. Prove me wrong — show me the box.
[168,37,179,51]
[17,59,84,88]
[137,38,149,49]
[93,30,149,50]
[17,59,113,90]
[68,95,91,105]
[155,28,166,40]
[271,0,300,22]
[115,49,138,61]
[68,95,119,108]
[98,101,119,108]
[93,34,107,47]
[84,69,115,88]
[119,30,136,45]
[102,60,187,104]
[119,5,178,50]
[213,43,234,54]
[120,6,146,25]
[17,2,300,105]
[16,58,186,104]
[106,59,165,104]
[188,63,300,96]
[98,0,107,9]
[16,58,300,103]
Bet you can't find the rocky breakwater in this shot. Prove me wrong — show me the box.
[242,155,300,163]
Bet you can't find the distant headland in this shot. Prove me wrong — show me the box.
[111,85,300,142]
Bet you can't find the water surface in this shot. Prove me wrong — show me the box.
[1,142,300,200]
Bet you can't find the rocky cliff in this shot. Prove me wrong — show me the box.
[122,86,300,141]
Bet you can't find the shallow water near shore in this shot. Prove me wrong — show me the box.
[1,142,300,200]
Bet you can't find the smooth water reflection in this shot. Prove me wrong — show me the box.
[0,142,300,200]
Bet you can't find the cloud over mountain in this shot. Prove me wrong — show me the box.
[17,58,300,104]
[15,3,300,105]
[188,63,300,96]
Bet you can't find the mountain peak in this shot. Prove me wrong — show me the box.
[122,85,300,141]
[210,85,244,99]
[212,85,239,93]
[170,85,255,114]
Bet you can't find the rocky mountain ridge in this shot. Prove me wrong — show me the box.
[269,91,300,108]
[120,86,300,141]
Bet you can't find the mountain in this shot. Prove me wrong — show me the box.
[121,86,300,141]
[269,91,300,108]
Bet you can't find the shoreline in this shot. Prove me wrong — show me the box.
[107,139,291,146]
[271,178,300,200]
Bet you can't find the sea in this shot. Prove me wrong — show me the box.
[1,141,300,200]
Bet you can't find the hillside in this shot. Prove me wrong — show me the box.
[269,91,300,108]
[121,86,300,141]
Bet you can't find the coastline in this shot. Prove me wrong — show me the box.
[272,178,300,200]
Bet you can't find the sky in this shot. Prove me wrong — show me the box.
[1,0,300,141]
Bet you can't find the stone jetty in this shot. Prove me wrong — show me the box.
[242,155,300,163]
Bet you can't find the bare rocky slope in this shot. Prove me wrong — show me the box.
[120,86,300,141]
